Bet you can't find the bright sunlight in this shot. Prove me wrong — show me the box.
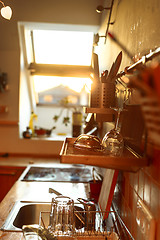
[33,76,92,93]
[33,30,94,66]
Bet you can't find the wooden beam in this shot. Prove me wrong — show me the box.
[28,63,93,78]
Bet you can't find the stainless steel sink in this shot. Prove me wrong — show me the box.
[1,201,84,232]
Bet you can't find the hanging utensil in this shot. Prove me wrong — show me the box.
[101,70,108,83]
[106,51,122,83]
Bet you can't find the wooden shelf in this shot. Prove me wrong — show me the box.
[60,138,149,172]
[84,107,115,122]
[85,107,116,115]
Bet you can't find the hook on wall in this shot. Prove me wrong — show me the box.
[96,5,111,14]
[0,72,8,92]
[93,33,106,46]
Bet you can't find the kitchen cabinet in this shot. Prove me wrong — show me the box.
[0,166,25,202]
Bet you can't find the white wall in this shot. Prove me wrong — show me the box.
[36,106,72,136]
[97,0,160,139]
[97,0,160,73]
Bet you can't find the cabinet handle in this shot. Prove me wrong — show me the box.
[0,171,16,176]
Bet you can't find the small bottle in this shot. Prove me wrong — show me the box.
[23,127,32,139]
[72,112,83,137]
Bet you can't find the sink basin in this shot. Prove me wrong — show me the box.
[1,201,84,232]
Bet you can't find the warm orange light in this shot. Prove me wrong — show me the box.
[33,76,92,94]
[0,1,12,20]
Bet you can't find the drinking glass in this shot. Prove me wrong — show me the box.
[22,232,39,240]
[48,196,74,236]
[102,108,124,156]
[22,225,40,240]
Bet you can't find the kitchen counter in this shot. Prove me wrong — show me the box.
[0,164,90,240]
[0,156,60,167]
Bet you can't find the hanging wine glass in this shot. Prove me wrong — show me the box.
[101,83,131,156]
[102,107,124,156]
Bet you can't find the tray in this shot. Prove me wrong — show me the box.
[60,138,149,172]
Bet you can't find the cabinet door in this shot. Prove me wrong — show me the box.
[0,166,25,202]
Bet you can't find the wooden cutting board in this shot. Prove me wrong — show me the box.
[98,169,119,219]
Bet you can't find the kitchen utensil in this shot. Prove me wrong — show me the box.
[92,167,103,182]
[101,70,108,83]
[77,198,96,231]
[106,51,122,83]
[100,51,122,108]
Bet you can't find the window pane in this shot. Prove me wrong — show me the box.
[33,75,92,106]
[33,76,91,93]
[33,30,93,65]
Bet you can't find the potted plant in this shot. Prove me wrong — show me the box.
[53,97,84,137]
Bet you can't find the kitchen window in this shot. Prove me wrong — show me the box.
[26,27,94,106]
[19,23,98,137]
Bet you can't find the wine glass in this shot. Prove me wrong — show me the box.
[102,107,124,157]
[102,83,131,156]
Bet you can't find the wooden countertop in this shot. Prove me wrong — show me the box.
[0,156,60,167]
[0,167,89,240]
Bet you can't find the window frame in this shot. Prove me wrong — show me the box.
[18,22,99,106]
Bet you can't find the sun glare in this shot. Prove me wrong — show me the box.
[31,28,94,105]
[33,30,93,66]
[33,76,92,93]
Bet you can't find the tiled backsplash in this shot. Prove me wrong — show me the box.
[112,149,160,239]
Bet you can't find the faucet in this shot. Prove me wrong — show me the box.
[77,198,96,231]
[49,187,62,196]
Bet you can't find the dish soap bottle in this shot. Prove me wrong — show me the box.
[29,111,38,136]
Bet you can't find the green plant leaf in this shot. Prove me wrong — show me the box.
[53,115,59,122]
